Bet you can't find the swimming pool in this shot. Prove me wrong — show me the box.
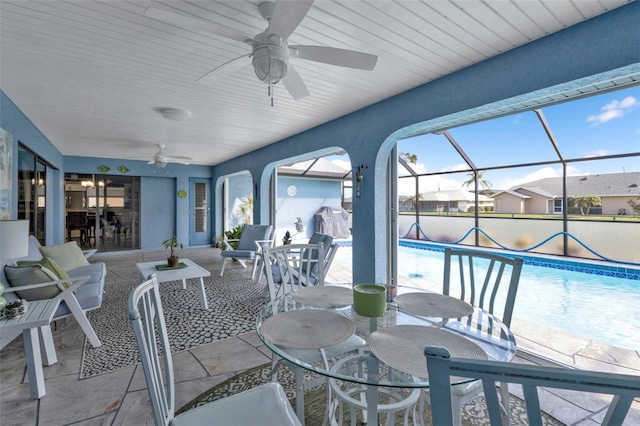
[395,241,640,351]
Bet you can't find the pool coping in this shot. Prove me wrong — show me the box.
[398,239,640,281]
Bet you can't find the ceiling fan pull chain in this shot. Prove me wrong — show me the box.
[268,63,274,107]
[271,83,274,107]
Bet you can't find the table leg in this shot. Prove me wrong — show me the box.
[182,278,187,290]
[366,353,379,425]
[38,325,57,366]
[23,327,46,399]
[197,277,209,310]
[294,367,306,424]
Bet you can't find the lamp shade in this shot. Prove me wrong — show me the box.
[0,220,30,259]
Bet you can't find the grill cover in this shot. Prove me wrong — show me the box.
[314,206,351,238]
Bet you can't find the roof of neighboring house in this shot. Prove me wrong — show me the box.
[493,172,640,198]
[278,158,349,180]
[492,189,532,199]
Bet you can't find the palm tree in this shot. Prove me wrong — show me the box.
[570,195,602,215]
[238,195,253,224]
[400,152,418,164]
[405,194,424,211]
[628,192,640,215]
[462,171,492,193]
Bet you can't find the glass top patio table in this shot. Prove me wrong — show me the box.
[256,285,517,389]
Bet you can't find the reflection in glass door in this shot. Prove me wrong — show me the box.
[18,145,47,244]
[64,173,140,252]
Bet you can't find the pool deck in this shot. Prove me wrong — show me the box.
[1,246,638,425]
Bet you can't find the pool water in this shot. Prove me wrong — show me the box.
[395,246,640,351]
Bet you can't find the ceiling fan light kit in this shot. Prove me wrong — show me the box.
[252,34,288,84]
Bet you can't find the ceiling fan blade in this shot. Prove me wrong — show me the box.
[281,65,309,100]
[145,7,253,45]
[289,45,378,70]
[196,54,252,85]
[147,160,155,165]
[170,159,192,165]
[268,0,314,40]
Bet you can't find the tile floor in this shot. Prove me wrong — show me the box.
[1,246,638,425]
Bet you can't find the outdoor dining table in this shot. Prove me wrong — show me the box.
[256,285,517,425]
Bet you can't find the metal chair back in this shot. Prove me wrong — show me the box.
[128,274,174,426]
[443,247,523,327]
[262,242,325,301]
[425,346,640,426]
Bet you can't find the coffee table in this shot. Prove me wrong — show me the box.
[136,258,211,310]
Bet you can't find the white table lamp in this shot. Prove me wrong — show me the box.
[0,220,30,310]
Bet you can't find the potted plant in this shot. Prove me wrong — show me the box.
[282,231,292,245]
[162,235,183,267]
[221,224,244,250]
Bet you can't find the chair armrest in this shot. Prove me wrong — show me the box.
[3,276,90,293]
[82,249,97,259]
[57,275,90,294]
[254,239,274,251]
[221,239,239,250]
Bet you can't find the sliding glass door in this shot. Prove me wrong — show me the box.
[65,173,140,252]
[18,145,47,244]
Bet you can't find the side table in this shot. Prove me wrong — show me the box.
[0,298,61,399]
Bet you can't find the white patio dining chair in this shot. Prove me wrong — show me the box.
[440,247,524,426]
[128,274,301,426]
[424,345,640,426]
[219,224,274,279]
[262,242,365,425]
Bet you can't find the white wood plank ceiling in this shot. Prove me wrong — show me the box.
[0,0,632,166]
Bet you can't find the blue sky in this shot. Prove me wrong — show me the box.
[330,85,640,196]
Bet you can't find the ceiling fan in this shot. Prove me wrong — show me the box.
[141,145,193,168]
[144,0,378,102]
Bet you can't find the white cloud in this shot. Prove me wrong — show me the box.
[584,149,610,158]
[493,165,587,190]
[495,166,562,190]
[398,161,426,177]
[587,96,638,125]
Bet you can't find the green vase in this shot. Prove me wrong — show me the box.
[353,284,387,317]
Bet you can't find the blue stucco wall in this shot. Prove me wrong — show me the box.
[276,177,342,242]
[1,91,64,244]
[141,176,176,249]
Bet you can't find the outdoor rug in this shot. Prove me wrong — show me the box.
[179,363,565,426]
[80,269,267,379]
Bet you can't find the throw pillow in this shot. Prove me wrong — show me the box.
[17,256,73,289]
[39,241,89,272]
[3,264,62,301]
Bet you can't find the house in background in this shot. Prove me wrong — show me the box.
[400,190,493,213]
[492,172,640,215]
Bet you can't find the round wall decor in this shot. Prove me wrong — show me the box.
[178,190,187,198]
[287,185,297,196]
